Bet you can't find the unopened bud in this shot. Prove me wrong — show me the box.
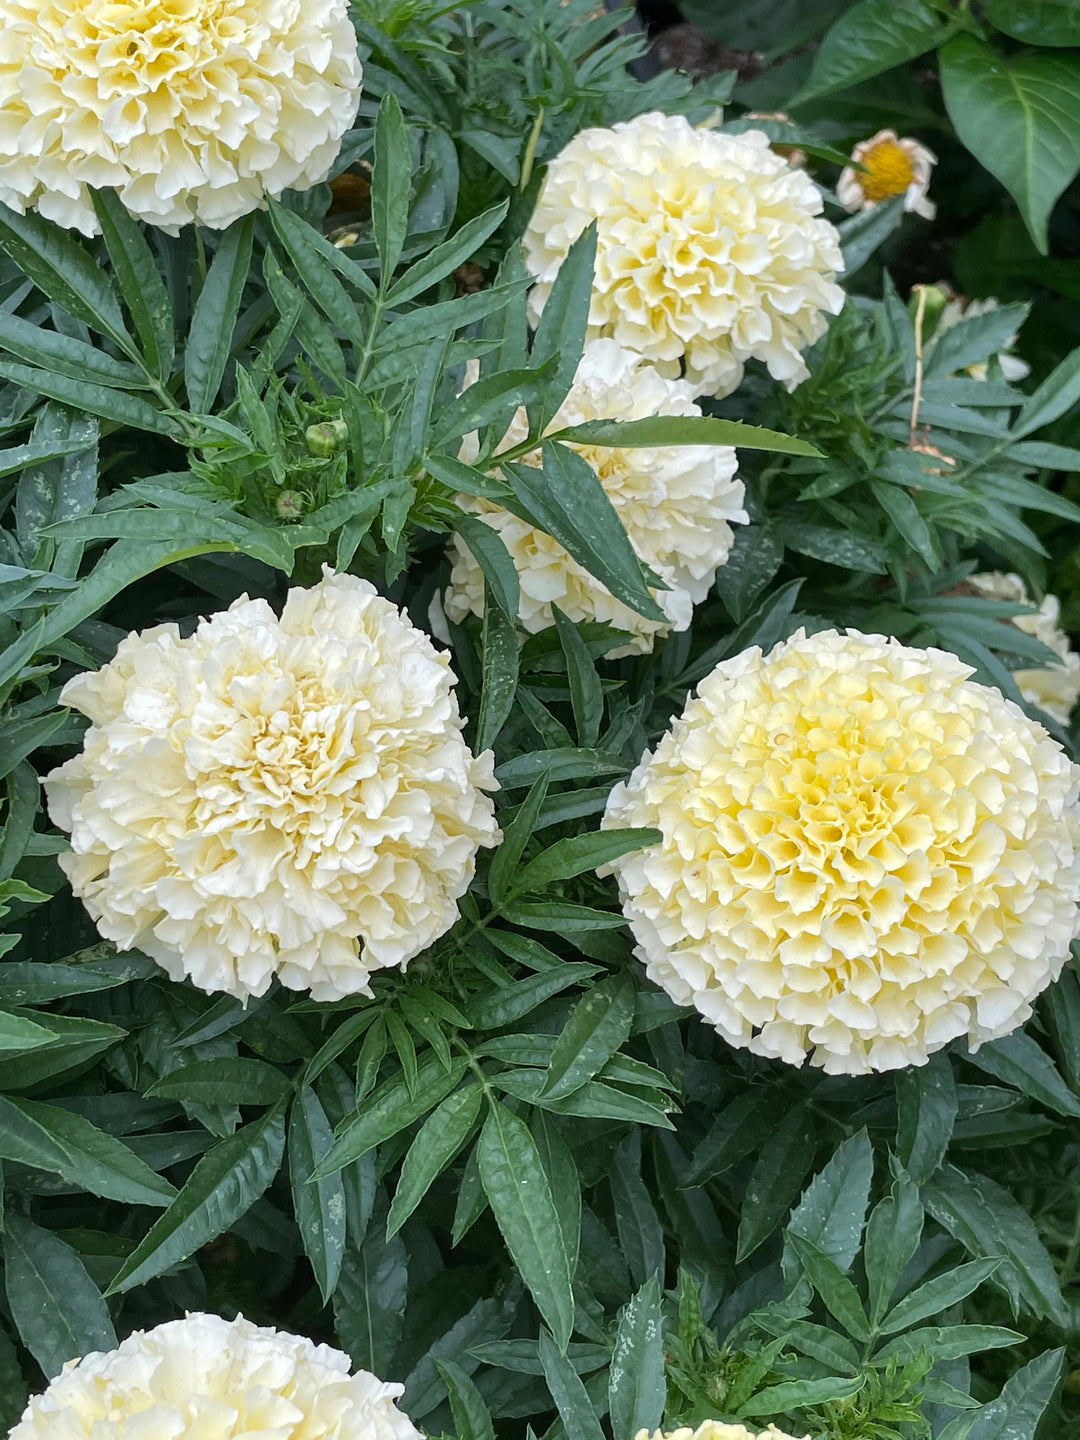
[276,489,306,521]
[305,418,349,458]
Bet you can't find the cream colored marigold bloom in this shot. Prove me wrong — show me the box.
[444,338,746,654]
[45,571,499,1002]
[0,0,363,235]
[11,1313,422,1440]
[637,1423,807,1440]
[602,629,1080,1075]
[838,129,937,221]
[523,113,844,398]
[969,572,1080,725]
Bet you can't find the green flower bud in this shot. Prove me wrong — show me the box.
[276,490,306,521]
[305,418,349,458]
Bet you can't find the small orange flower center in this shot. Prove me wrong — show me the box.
[860,139,915,202]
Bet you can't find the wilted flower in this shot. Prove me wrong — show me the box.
[46,571,500,1003]
[11,1313,422,1440]
[969,572,1080,724]
[444,338,746,654]
[523,112,844,398]
[602,629,1080,1075]
[838,129,937,220]
[0,0,364,235]
[638,1423,807,1440]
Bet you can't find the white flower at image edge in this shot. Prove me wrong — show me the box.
[45,570,500,1003]
[0,0,364,234]
[837,129,937,220]
[523,112,845,399]
[444,338,747,655]
[638,1422,808,1440]
[602,629,1080,1075]
[969,571,1080,725]
[10,1312,423,1440]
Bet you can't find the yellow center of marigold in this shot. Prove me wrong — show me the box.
[859,139,915,201]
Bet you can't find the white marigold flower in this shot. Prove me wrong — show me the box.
[444,338,747,655]
[970,572,1080,725]
[0,0,364,235]
[602,629,1080,1075]
[11,1313,422,1440]
[637,1423,807,1440]
[523,112,845,398]
[45,571,500,1002]
[837,129,937,221]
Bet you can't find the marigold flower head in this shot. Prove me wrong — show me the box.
[0,0,363,235]
[603,629,1080,1075]
[523,112,844,399]
[444,338,746,654]
[11,1313,422,1440]
[838,129,937,220]
[45,571,500,1002]
[969,572,1080,725]
[637,1423,807,1440]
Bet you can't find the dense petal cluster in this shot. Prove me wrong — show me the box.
[444,339,746,654]
[838,129,937,220]
[638,1423,807,1440]
[11,1313,422,1440]
[46,571,499,1002]
[603,630,1080,1074]
[523,112,844,397]
[0,0,363,234]
[970,572,1080,724]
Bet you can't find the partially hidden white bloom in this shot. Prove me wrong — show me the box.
[602,629,1080,1075]
[838,129,937,220]
[45,571,500,1002]
[934,288,1030,382]
[637,1423,808,1440]
[523,112,844,399]
[444,338,747,655]
[11,1313,422,1440]
[0,0,364,235]
[970,572,1080,725]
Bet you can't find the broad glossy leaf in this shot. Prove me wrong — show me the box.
[91,189,174,378]
[986,0,1080,46]
[922,1165,1067,1325]
[966,1347,1065,1440]
[478,1104,575,1351]
[541,973,635,1101]
[538,1328,605,1440]
[184,216,253,411]
[387,1083,483,1237]
[107,1099,287,1293]
[551,414,821,457]
[148,1057,292,1108]
[476,588,518,753]
[313,1055,468,1177]
[371,92,411,280]
[963,1031,1080,1118]
[608,1274,665,1440]
[941,37,1080,253]
[0,1095,176,1206]
[0,205,132,352]
[797,0,957,100]
[288,1088,346,1304]
[5,1216,116,1379]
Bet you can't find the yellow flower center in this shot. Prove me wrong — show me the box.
[860,139,915,202]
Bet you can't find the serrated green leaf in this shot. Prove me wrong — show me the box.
[184,216,253,412]
[313,1055,468,1177]
[478,1104,575,1351]
[106,1099,287,1294]
[91,190,174,379]
[288,1088,346,1304]
[541,974,635,1101]
[387,1083,483,1238]
[5,1216,116,1379]
[608,1274,665,1440]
